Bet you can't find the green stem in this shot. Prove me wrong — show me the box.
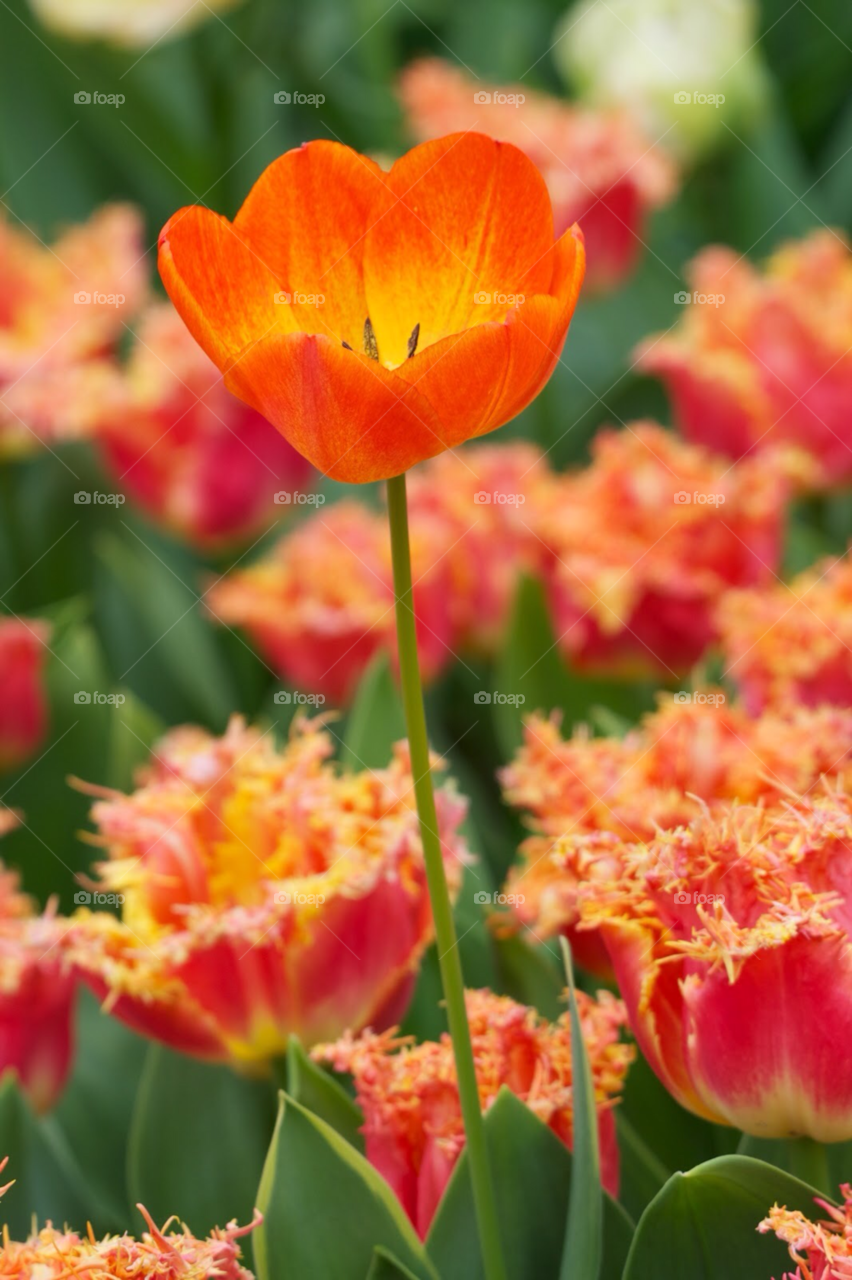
[787,1137,831,1195]
[386,472,507,1280]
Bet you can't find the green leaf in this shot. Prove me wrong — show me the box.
[559,938,602,1280]
[492,933,564,1023]
[285,1036,364,1153]
[492,576,654,760]
[96,532,236,729]
[255,1092,436,1280]
[366,1248,423,1280]
[615,1114,671,1225]
[53,989,148,1231]
[426,1089,632,1280]
[623,1155,828,1280]
[105,690,165,792]
[0,1076,91,1237]
[340,650,406,770]
[128,1044,276,1249]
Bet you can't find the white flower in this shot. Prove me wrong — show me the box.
[29,0,243,47]
[554,0,770,161]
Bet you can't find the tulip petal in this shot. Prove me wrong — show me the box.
[682,935,852,1141]
[363,132,557,367]
[224,331,447,482]
[392,228,583,445]
[158,206,287,368]
[235,140,386,348]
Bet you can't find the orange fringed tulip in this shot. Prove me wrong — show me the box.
[0,205,147,450]
[67,715,468,1067]
[398,58,676,292]
[313,987,633,1237]
[578,790,852,1139]
[718,552,852,713]
[158,134,585,483]
[500,697,852,975]
[636,231,852,482]
[0,1199,259,1280]
[0,811,76,1113]
[760,1185,852,1278]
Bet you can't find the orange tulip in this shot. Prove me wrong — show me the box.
[158,134,585,484]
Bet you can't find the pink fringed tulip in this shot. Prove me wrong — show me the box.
[314,987,633,1237]
[579,790,852,1139]
[68,716,468,1067]
[93,303,314,549]
[637,232,852,483]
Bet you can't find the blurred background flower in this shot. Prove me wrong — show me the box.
[553,0,771,162]
[91,302,315,550]
[68,715,468,1067]
[398,57,677,291]
[0,618,50,770]
[314,986,633,1236]
[28,0,244,47]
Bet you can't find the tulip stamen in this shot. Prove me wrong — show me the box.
[407,323,420,359]
[341,340,353,351]
[363,317,379,361]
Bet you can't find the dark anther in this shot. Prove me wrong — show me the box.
[363,317,379,361]
[407,323,420,359]
[341,340,353,351]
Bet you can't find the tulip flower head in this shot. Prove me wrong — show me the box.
[0,1200,259,1280]
[718,552,852,713]
[93,303,314,549]
[158,133,585,483]
[501,697,852,973]
[0,619,51,770]
[0,205,146,450]
[760,1186,852,1279]
[578,789,852,1139]
[206,500,455,704]
[540,423,791,676]
[637,232,852,482]
[0,811,76,1113]
[69,716,468,1067]
[398,58,676,291]
[313,987,633,1237]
